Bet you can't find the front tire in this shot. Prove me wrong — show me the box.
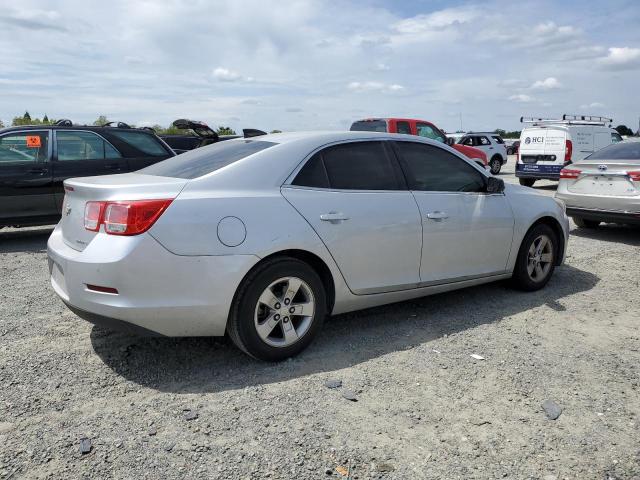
[573,217,600,229]
[519,178,536,187]
[227,258,327,361]
[490,156,502,174]
[511,224,558,291]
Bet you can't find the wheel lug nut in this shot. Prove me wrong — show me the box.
[283,317,289,323]
[289,307,295,314]
[274,303,281,310]
[274,314,280,321]
[284,299,290,305]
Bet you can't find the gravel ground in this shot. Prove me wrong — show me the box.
[1,158,639,479]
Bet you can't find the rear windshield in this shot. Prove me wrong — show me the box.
[350,120,388,133]
[586,141,640,160]
[139,139,276,179]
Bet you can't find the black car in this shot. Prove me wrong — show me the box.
[160,119,267,154]
[0,120,175,228]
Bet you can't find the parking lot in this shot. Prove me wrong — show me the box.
[1,157,639,479]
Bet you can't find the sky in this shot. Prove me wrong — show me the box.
[1,0,639,133]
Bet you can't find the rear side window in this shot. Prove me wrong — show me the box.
[140,140,276,179]
[478,136,491,146]
[396,121,411,135]
[350,120,388,132]
[109,130,168,156]
[395,141,486,192]
[294,141,402,190]
[0,131,48,163]
[56,131,122,161]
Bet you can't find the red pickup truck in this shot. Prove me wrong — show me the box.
[350,118,488,168]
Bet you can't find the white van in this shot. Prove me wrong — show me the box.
[516,115,623,187]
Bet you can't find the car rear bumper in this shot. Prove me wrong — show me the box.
[566,207,640,225]
[47,225,259,336]
[516,163,562,180]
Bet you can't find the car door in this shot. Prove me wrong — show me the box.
[392,140,514,284]
[52,130,127,211]
[0,130,56,224]
[281,140,422,294]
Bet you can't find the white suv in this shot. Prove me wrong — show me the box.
[458,133,508,174]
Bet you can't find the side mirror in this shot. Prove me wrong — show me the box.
[486,176,505,194]
[446,137,455,146]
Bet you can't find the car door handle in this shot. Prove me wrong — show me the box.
[28,167,48,175]
[320,212,349,223]
[426,211,449,220]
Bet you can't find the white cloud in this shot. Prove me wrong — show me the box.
[348,81,404,93]
[579,102,605,109]
[509,94,533,103]
[394,7,479,34]
[212,67,243,82]
[599,47,640,70]
[531,77,561,90]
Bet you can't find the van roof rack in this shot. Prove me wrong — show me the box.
[521,114,613,126]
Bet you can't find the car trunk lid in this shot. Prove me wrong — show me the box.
[60,173,187,251]
[567,161,640,197]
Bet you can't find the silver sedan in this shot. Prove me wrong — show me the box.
[48,131,568,361]
[556,141,640,228]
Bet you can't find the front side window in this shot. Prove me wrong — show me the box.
[294,141,403,191]
[109,130,168,156]
[492,136,505,144]
[416,123,446,143]
[56,131,122,161]
[0,131,49,164]
[140,139,277,179]
[394,141,486,192]
[396,121,412,135]
[611,132,623,143]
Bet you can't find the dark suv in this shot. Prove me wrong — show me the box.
[0,120,174,228]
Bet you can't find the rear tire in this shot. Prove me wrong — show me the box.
[227,257,326,361]
[511,224,558,291]
[573,217,600,229]
[519,178,536,187]
[490,156,502,174]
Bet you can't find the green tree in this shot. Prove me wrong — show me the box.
[615,125,634,136]
[23,111,31,122]
[93,115,109,126]
[216,126,236,135]
[43,114,49,123]
[0,119,4,129]
[494,129,506,137]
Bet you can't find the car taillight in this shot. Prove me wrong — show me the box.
[564,139,573,164]
[560,168,581,179]
[628,171,640,182]
[84,199,172,235]
[84,201,104,231]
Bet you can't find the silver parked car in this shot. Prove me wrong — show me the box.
[48,132,569,360]
[556,141,640,228]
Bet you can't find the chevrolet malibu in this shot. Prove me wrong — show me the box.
[48,132,569,361]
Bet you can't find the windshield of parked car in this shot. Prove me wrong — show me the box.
[350,120,388,132]
[139,139,277,179]
[585,142,640,160]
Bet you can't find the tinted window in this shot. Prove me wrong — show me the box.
[395,141,486,192]
[586,142,640,160]
[350,120,388,132]
[109,130,168,156]
[492,136,505,144]
[0,131,48,163]
[396,121,411,135]
[416,123,446,143]
[292,153,329,188]
[56,131,122,161]
[321,141,402,190]
[140,139,276,179]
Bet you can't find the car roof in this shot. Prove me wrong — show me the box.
[0,124,157,134]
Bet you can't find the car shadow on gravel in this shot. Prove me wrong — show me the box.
[570,224,640,246]
[90,264,598,394]
[0,227,53,254]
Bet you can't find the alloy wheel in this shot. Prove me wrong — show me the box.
[527,234,553,282]
[254,277,316,347]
